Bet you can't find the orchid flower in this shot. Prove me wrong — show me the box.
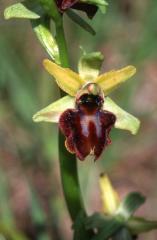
[33,52,140,161]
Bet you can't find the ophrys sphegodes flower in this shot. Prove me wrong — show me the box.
[33,52,140,161]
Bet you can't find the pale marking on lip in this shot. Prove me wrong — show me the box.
[80,115,101,138]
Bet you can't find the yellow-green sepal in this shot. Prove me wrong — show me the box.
[43,59,85,96]
[33,95,75,122]
[104,97,140,135]
[95,65,136,95]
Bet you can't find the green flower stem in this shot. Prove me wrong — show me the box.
[55,19,69,68]
[55,16,85,221]
[39,1,93,236]
[39,0,85,220]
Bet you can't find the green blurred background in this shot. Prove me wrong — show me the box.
[1,0,157,239]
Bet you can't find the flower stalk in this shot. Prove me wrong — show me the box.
[52,2,87,222]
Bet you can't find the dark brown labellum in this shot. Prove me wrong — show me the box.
[59,84,116,161]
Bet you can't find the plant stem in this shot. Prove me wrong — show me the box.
[55,17,85,221]
[53,4,94,238]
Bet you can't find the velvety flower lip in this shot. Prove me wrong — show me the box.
[33,52,140,161]
[59,83,116,161]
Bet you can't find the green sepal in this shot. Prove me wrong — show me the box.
[4,2,44,20]
[86,213,122,240]
[78,52,104,81]
[86,213,112,229]
[33,95,75,123]
[66,9,96,36]
[73,211,93,240]
[92,220,122,240]
[104,97,140,135]
[31,18,60,63]
[127,216,157,235]
[117,192,146,220]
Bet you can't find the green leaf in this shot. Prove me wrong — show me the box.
[127,216,157,234]
[31,18,60,63]
[4,2,44,20]
[104,97,140,135]
[73,211,94,240]
[66,9,96,36]
[117,192,146,220]
[78,52,104,81]
[33,95,75,122]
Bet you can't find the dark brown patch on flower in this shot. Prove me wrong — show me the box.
[59,93,116,161]
[56,0,98,18]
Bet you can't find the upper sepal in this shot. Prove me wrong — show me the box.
[78,51,104,81]
[43,54,137,98]
[43,59,85,96]
[95,65,136,95]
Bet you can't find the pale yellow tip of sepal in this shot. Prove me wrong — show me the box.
[95,65,136,95]
[99,174,120,215]
[43,59,85,96]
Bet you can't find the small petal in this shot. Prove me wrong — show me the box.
[78,52,104,81]
[43,59,85,96]
[33,95,75,122]
[104,97,140,135]
[95,65,136,95]
[99,174,120,215]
